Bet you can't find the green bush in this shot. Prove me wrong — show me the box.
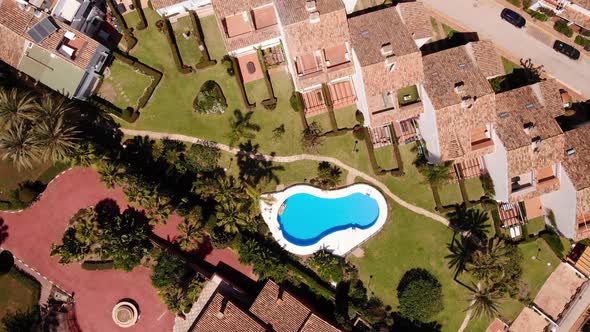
[193,80,227,114]
[230,56,255,110]
[506,0,521,7]
[575,35,590,48]
[261,98,278,110]
[81,260,114,270]
[132,0,148,30]
[538,7,556,16]
[113,51,162,110]
[480,173,496,198]
[17,187,37,204]
[289,92,303,112]
[583,29,590,37]
[355,110,365,126]
[161,19,193,74]
[397,268,444,322]
[527,9,548,21]
[307,250,345,283]
[554,21,574,37]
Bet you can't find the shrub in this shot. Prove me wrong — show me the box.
[307,250,345,283]
[355,110,365,126]
[17,187,37,204]
[0,250,14,275]
[161,19,193,74]
[81,260,114,270]
[538,7,556,16]
[193,80,227,114]
[480,173,496,198]
[132,0,148,30]
[290,92,304,112]
[261,98,277,110]
[554,20,574,37]
[522,0,531,8]
[575,35,590,48]
[506,0,521,7]
[188,11,216,66]
[527,9,548,21]
[583,29,590,37]
[397,268,444,322]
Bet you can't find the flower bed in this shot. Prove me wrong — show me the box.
[193,80,227,114]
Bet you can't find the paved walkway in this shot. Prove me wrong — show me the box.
[121,129,449,226]
[423,0,590,98]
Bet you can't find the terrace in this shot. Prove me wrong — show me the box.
[328,79,356,110]
[470,126,494,151]
[252,4,277,30]
[324,43,351,71]
[301,88,328,117]
[536,165,560,191]
[224,12,253,38]
[295,52,322,77]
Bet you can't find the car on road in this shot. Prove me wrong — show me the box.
[501,8,526,28]
[553,40,581,60]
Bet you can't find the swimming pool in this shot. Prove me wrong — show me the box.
[278,193,380,246]
[260,184,388,256]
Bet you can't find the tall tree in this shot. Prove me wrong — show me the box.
[226,109,260,147]
[215,201,252,234]
[421,162,452,190]
[447,205,490,241]
[0,88,36,129]
[467,283,501,320]
[0,121,40,170]
[311,161,342,189]
[176,207,204,252]
[445,237,475,279]
[34,115,78,162]
[301,121,324,152]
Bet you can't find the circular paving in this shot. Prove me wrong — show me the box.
[112,301,138,328]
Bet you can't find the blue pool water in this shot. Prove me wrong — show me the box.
[277,192,380,246]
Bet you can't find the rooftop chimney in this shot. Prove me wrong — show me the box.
[523,122,535,135]
[305,0,316,12]
[454,81,465,94]
[309,11,320,23]
[277,286,285,303]
[215,298,229,319]
[385,55,396,69]
[460,96,473,109]
[380,43,393,56]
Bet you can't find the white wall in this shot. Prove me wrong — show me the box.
[483,130,509,202]
[416,88,441,163]
[414,37,431,49]
[341,0,357,14]
[156,0,210,17]
[541,168,577,240]
[229,37,282,57]
[351,50,369,127]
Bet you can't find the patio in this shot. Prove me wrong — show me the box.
[237,52,263,83]
[301,88,328,117]
[328,80,356,110]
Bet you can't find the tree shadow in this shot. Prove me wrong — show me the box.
[389,312,442,332]
[95,198,121,222]
[236,140,284,185]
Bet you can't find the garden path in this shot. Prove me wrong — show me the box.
[121,129,449,226]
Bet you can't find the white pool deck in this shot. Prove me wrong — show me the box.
[260,184,388,256]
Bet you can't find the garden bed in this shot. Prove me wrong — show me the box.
[193,80,227,114]
[102,59,154,111]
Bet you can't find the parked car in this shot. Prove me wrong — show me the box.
[553,40,581,60]
[500,8,526,28]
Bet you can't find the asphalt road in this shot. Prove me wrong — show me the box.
[424,0,590,98]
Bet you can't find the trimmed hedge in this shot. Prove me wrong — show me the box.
[575,35,590,48]
[526,9,548,21]
[257,48,278,110]
[82,260,115,270]
[132,0,148,30]
[105,0,137,50]
[230,56,256,110]
[188,11,217,68]
[554,20,574,37]
[113,51,163,110]
[160,19,193,74]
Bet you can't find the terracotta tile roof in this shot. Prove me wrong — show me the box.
[533,262,586,321]
[396,1,433,41]
[0,24,26,68]
[509,307,549,332]
[573,0,590,10]
[564,125,590,190]
[151,0,184,10]
[423,45,494,110]
[538,79,566,117]
[495,82,564,151]
[348,6,418,66]
[486,318,507,332]
[250,280,312,332]
[299,314,340,332]
[465,41,504,78]
[191,292,267,332]
[562,5,590,29]
[0,0,99,70]
[274,0,343,26]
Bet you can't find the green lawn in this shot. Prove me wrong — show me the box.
[334,105,358,129]
[0,158,50,199]
[526,217,546,235]
[122,11,141,30]
[501,56,521,75]
[172,15,202,66]
[0,269,40,322]
[464,177,484,201]
[349,201,470,332]
[307,112,334,133]
[374,146,397,170]
[439,182,464,207]
[123,10,305,156]
[245,79,269,104]
[104,59,153,110]
[397,85,420,106]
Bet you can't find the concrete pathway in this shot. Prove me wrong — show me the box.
[423,0,590,98]
[121,129,449,226]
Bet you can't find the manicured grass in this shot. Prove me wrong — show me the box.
[122,11,141,29]
[526,217,546,235]
[502,56,521,75]
[349,200,470,332]
[333,105,358,129]
[397,85,420,106]
[104,59,153,110]
[245,79,269,104]
[172,15,202,66]
[0,269,40,322]
[464,177,484,201]
[439,182,464,207]
[307,112,334,133]
[123,10,305,156]
[374,146,397,170]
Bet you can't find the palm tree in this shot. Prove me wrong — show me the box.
[0,88,36,129]
[244,182,275,218]
[34,94,71,123]
[445,237,475,279]
[176,217,204,252]
[34,115,78,162]
[226,109,260,147]
[0,121,40,170]
[421,162,452,209]
[215,201,252,234]
[97,160,125,189]
[447,204,490,241]
[467,283,501,320]
[468,250,501,282]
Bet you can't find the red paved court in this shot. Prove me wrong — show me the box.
[0,167,256,331]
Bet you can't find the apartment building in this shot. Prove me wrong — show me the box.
[348,4,431,147]
[418,41,504,165]
[0,0,110,99]
[484,80,566,205]
[275,0,356,116]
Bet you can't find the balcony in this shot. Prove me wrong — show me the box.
[470,126,494,151]
[295,53,322,77]
[224,12,253,38]
[324,44,351,73]
[471,138,494,151]
[536,165,560,191]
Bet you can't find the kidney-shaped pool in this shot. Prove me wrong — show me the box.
[260,184,388,256]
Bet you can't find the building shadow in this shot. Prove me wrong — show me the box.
[420,32,480,56]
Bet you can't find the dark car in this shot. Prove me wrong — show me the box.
[501,8,526,28]
[554,40,581,60]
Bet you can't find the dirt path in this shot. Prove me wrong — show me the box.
[121,129,449,226]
